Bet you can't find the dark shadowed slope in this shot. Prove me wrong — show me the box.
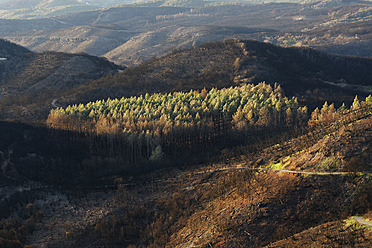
[0,39,31,82]
[0,39,121,122]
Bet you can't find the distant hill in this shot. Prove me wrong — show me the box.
[0,39,121,122]
[0,0,81,9]
[311,0,372,8]
[0,0,101,19]
[128,0,220,7]
[129,0,326,6]
[0,0,138,19]
[2,1,372,67]
[0,0,329,12]
[0,0,137,10]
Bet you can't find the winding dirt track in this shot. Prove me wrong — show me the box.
[202,166,372,176]
[354,217,372,227]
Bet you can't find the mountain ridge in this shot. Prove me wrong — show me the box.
[65,39,372,109]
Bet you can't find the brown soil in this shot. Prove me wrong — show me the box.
[265,221,372,248]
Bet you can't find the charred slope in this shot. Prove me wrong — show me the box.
[11,107,371,248]
[0,39,121,122]
[265,220,372,247]
[110,106,372,247]
[0,39,31,82]
[0,38,30,56]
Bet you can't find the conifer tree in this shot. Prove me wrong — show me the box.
[351,96,360,110]
[365,95,372,105]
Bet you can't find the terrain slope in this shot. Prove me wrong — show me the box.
[1,94,369,248]
[0,39,121,121]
